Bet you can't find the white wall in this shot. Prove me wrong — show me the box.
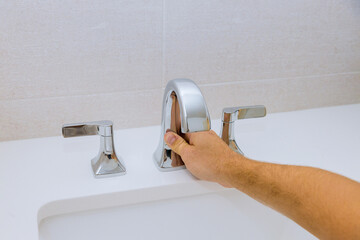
[0,0,359,141]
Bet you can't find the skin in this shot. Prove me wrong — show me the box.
[164,130,360,240]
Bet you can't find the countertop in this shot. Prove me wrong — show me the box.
[0,104,359,239]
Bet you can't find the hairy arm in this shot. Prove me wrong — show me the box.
[164,130,360,240]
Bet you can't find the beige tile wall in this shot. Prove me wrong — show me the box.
[0,0,359,141]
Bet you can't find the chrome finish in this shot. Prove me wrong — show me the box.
[62,120,126,178]
[220,105,266,155]
[154,79,211,171]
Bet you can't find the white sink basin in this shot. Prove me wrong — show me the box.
[1,104,359,240]
[39,188,315,240]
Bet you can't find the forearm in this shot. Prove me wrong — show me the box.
[223,155,360,240]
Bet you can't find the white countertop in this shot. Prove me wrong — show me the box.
[1,104,359,240]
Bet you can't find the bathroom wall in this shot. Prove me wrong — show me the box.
[1,0,359,141]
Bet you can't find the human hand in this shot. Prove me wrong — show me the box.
[164,130,243,187]
[165,130,360,240]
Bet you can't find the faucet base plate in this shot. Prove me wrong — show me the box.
[91,153,126,178]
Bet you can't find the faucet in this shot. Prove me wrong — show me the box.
[62,120,126,178]
[220,105,266,155]
[154,79,211,171]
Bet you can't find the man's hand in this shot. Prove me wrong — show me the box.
[164,130,238,187]
[164,130,360,240]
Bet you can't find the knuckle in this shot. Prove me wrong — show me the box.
[181,145,193,158]
[172,138,184,150]
[209,130,217,136]
[176,140,189,156]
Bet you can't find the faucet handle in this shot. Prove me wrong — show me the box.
[62,120,113,138]
[222,105,266,122]
[220,105,266,155]
[62,120,126,178]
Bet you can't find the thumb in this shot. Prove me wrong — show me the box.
[164,131,190,156]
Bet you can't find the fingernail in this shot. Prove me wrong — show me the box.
[165,133,177,145]
[166,129,174,133]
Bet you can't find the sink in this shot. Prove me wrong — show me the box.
[2,104,359,240]
[38,188,316,240]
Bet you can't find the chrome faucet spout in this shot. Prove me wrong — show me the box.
[154,79,211,171]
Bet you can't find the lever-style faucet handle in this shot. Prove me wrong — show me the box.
[62,120,126,178]
[220,105,266,155]
[62,120,113,138]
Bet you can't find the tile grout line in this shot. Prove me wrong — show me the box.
[1,71,359,103]
[0,88,164,103]
[198,71,360,88]
[161,0,166,88]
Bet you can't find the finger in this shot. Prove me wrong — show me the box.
[164,131,190,156]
